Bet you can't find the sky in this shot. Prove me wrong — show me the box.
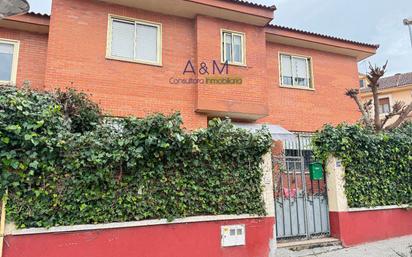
[28,0,412,76]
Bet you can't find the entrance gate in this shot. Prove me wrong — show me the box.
[273,155,330,240]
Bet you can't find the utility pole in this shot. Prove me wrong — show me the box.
[0,0,29,19]
[404,18,412,47]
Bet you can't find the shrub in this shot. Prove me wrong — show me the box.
[313,123,412,208]
[54,88,102,133]
[0,86,272,228]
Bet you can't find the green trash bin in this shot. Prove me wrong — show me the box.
[309,162,324,180]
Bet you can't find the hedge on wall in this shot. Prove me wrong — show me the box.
[313,123,412,208]
[0,86,272,228]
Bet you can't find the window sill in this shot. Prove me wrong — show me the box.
[221,61,247,68]
[106,56,162,67]
[280,85,315,91]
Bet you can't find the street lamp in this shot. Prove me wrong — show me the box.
[0,0,29,19]
[404,18,412,47]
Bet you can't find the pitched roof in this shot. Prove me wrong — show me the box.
[222,0,276,10]
[26,1,276,14]
[361,72,412,92]
[267,24,379,49]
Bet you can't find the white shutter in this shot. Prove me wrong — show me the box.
[294,57,308,79]
[135,23,158,62]
[293,57,309,86]
[111,20,135,59]
[280,55,292,77]
[0,43,14,81]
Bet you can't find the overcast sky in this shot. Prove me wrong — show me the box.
[29,0,412,76]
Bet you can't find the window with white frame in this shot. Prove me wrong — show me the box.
[221,30,245,65]
[108,16,161,65]
[378,97,391,114]
[0,40,19,84]
[359,79,365,88]
[280,54,312,88]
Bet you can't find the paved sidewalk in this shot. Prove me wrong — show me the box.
[277,236,412,257]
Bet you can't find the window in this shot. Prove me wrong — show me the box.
[107,16,161,65]
[0,39,19,84]
[280,54,312,88]
[221,30,245,65]
[359,79,365,88]
[284,133,314,172]
[378,97,391,114]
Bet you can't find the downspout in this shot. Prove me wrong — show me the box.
[0,192,8,257]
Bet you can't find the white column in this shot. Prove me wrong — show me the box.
[262,152,275,217]
[326,156,348,212]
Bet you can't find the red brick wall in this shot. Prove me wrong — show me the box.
[259,42,360,132]
[0,27,48,89]
[45,0,207,129]
[195,15,269,118]
[44,0,361,131]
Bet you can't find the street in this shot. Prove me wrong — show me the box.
[277,236,412,257]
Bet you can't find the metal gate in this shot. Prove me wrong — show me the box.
[273,155,330,240]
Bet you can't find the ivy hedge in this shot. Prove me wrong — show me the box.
[313,123,412,208]
[0,86,272,228]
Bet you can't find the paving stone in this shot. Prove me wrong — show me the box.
[276,236,412,257]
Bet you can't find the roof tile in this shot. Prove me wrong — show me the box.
[361,72,412,91]
[222,0,276,10]
[267,24,379,48]
[27,11,50,17]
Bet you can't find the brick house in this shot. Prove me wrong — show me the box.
[0,0,378,134]
[6,2,412,257]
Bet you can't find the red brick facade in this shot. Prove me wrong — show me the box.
[262,43,360,132]
[0,27,48,90]
[0,0,377,132]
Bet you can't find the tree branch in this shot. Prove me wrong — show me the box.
[346,89,372,127]
[367,61,388,131]
[384,101,412,131]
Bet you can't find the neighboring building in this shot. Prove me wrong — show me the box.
[0,0,378,135]
[360,72,412,122]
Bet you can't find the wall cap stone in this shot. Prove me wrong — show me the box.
[6,214,271,236]
[348,205,410,212]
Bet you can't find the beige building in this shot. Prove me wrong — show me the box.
[359,72,412,123]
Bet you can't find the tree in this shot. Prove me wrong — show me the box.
[346,62,412,132]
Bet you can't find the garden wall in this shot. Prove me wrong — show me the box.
[1,153,276,257]
[329,207,412,246]
[326,157,412,247]
[3,216,275,257]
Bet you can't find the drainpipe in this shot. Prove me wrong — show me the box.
[0,192,8,257]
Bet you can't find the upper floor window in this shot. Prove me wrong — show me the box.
[107,15,162,66]
[378,97,391,114]
[280,54,313,89]
[221,30,245,66]
[0,39,19,85]
[359,79,365,88]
